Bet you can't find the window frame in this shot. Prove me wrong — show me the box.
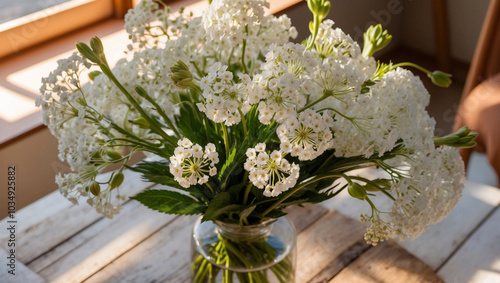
[0,0,133,60]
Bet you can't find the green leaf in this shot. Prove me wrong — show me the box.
[219,147,237,181]
[262,209,287,220]
[202,191,233,222]
[207,204,244,221]
[127,160,207,201]
[202,191,245,221]
[239,205,256,224]
[131,190,205,215]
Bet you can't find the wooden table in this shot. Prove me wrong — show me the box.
[1,169,499,283]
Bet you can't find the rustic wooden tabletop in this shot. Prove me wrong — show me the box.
[1,168,499,283]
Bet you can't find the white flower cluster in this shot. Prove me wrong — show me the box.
[314,67,435,159]
[244,144,299,197]
[251,43,314,124]
[38,0,467,242]
[200,0,296,72]
[169,139,219,188]
[124,0,194,51]
[55,171,125,218]
[37,49,178,217]
[197,63,251,126]
[37,52,90,123]
[388,146,465,239]
[362,146,465,244]
[202,0,268,47]
[277,109,334,161]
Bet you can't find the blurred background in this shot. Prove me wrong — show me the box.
[0,0,496,217]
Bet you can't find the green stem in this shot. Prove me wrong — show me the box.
[206,182,215,194]
[306,15,320,50]
[221,124,230,158]
[262,174,342,217]
[313,151,336,175]
[99,64,177,145]
[391,62,431,75]
[194,257,209,282]
[135,86,182,139]
[238,107,248,139]
[365,196,378,217]
[223,239,254,267]
[191,61,205,78]
[298,92,328,112]
[243,182,253,205]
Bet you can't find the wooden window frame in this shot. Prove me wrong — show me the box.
[0,0,133,60]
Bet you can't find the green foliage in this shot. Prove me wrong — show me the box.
[202,191,239,222]
[128,160,208,201]
[131,190,206,215]
[218,106,278,190]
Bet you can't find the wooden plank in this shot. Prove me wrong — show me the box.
[437,207,500,283]
[84,215,197,283]
[284,203,329,232]
[84,205,327,282]
[0,190,72,242]
[398,179,500,269]
[320,168,500,271]
[329,240,443,283]
[295,210,368,282]
[308,239,370,283]
[28,200,177,283]
[0,169,153,263]
[0,248,46,283]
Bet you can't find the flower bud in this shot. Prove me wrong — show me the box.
[455,126,471,138]
[110,172,124,189]
[90,37,105,56]
[307,0,331,18]
[106,150,122,161]
[434,127,477,148]
[135,85,149,98]
[170,61,193,89]
[362,24,392,58]
[433,134,460,146]
[89,181,101,196]
[76,42,99,63]
[348,182,367,200]
[428,70,452,87]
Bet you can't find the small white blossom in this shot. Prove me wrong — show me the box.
[170,140,219,188]
[277,109,333,160]
[245,147,299,197]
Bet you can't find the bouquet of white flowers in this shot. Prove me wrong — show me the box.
[36,0,476,281]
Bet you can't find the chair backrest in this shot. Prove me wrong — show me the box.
[462,0,500,101]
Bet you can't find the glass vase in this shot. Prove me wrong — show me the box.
[191,216,297,283]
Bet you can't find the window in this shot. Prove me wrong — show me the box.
[0,0,133,59]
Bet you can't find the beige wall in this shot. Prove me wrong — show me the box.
[402,0,490,63]
[289,0,490,63]
[284,0,404,51]
[0,127,63,218]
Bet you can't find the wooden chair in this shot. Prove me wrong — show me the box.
[453,0,500,184]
